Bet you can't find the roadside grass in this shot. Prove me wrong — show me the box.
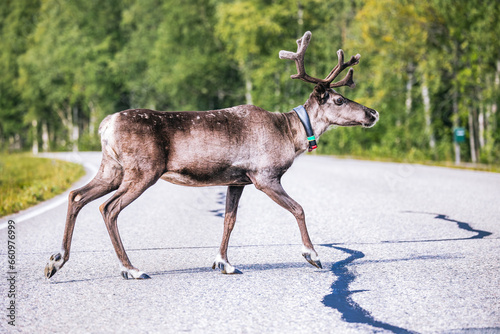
[0,154,85,217]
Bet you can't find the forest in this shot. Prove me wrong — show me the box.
[1,0,499,165]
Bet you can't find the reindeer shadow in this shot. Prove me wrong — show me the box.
[209,191,226,218]
[320,212,493,334]
[150,261,314,277]
[321,245,416,334]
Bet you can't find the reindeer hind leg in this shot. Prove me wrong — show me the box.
[99,170,161,280]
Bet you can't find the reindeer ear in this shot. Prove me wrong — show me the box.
[314,84,325,97]
[314,84,330,104]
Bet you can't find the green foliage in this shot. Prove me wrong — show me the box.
[150,0,241,110]
[0,0,499,165]
[0,0,41,142]
[0,154,85,216]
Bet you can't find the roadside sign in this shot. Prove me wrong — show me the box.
[453,127,466,143]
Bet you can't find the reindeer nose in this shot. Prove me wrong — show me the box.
[364,106,378,118]
[363,107,379,128]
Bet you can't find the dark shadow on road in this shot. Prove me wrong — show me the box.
[432,213,492,239]
[209,191,226,218]
[48,274,123,284]
[151,261,314,277]
[321,244,416,334]
[389,212,493,243]
[320,213,493,333]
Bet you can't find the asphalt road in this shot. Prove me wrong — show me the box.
[1,152,499,333]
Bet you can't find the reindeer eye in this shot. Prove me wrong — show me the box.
[334,96,344,106]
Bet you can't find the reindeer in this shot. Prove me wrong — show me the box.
[45,31,378,280]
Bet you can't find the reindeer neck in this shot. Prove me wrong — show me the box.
[303,99,331,139]
[283,111,309,154]
[284,99,330,154]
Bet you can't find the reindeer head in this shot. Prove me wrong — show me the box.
[279,31,378,128]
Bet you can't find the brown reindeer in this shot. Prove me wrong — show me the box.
[45,31,378,279]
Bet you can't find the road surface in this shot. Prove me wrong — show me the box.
[1,152,499,333]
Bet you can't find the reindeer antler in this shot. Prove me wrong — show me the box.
[325,50,361,88]
[279,31,320,85]
[279,31,361,89]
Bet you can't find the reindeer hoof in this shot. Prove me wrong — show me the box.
[121,269,151,280]
[302,247,323,269]
[212,255,242,274]
[45,252,64,279]
[45,267,57,279]
[303,253,323,269]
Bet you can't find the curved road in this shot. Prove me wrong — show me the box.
[1,152,499,333]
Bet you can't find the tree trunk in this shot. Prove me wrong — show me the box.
[478,104,485,149]
[32,120,38,155]
[10,134,22,151]
[72,106,79,152]
[297,1,304,35]
[452,42,461,165]
[405,63,414,116]
[88,100,97,138]
[244,70,253,105]
[468,109,477,163]
[491,60,499,133]
[421,75,435,150]
[453,89,460,165]
[55,105,73,149]
[403,63,414,150]
[42,121,49,152]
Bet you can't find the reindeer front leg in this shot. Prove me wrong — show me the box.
[251,176,322,269]
[213,185,245,274]
[45,168,122,279]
